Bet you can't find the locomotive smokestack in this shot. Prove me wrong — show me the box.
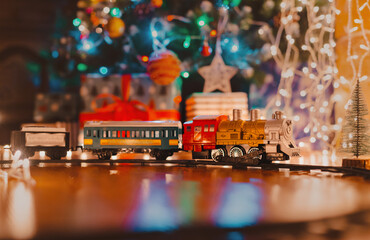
[250,109,260,121]
[232,109,242,121]
[275,111,283,120]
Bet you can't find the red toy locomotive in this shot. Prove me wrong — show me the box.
[183,109,300,161]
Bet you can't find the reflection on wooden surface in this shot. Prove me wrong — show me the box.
[0,145,353,167]
[0,163,370,238]
[0,182,36,239]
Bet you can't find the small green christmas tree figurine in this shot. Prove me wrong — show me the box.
[341,79,370,158]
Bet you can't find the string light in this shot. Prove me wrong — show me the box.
[359,44,369,50]
[110,7,121,17]
[81,40,93,51]
[95,27,103,34]
[263,0,339,152]
[197,20,205,27]
[103,7,110,14]
[304,127,310,133]
[141,55,149,62]
[183,36,191,48]
[78,25,86,32]
[270,46,277,56]
[231,44,238,52]
[181,71,190,78]
[51,50,59,58]
[73,18,81,27]
[279,89,289,97]
[152,30,158,38]
[77,63,88,71]
[99,66,108,75]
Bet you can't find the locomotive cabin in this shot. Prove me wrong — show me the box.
[183,115,229,152]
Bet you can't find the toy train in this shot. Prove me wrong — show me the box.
[83,121,182,160]
[10,109,300,162]
[10,126,70,160]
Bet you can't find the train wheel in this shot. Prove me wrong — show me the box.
[247,147,262,160]
[98,152,112,160]
[156,151,171,160]
[229,146,245,158]
[46,151,64,160]
[211,148,226,162]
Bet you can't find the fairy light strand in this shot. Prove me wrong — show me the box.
[0,151,35,185]
[263,0,339,152]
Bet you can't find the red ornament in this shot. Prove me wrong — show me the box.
[200,40,212,57]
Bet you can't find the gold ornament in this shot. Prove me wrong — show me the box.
[151,0,163,8]
[105,17,125,38]
[147,50,181,85]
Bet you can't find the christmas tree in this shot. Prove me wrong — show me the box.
[50,0,281,89]
[341,79,370,158]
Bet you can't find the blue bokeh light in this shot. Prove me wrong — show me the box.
[214,181,262,228]
[99,66,108,75]
[51,50,59,58]
[131,179,178,232]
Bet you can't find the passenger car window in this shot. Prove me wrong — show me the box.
[86,130,91,137]
[210,124,215,132]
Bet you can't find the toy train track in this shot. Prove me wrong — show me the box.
[1,158,369,179]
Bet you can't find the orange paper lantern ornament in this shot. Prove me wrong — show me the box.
[151,0,163,8]
[147,50,181,85]
[105,17,125,38]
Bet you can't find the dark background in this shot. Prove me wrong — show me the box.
[0,0,77,144]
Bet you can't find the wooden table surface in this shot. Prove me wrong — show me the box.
[1,152,370,239]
